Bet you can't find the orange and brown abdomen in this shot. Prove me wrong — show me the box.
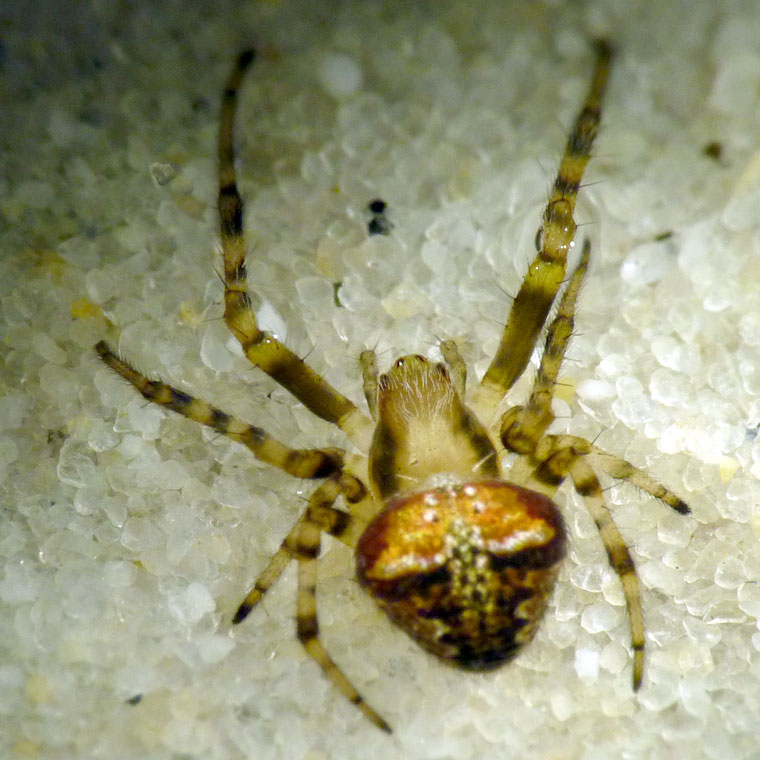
[356,480,566,669]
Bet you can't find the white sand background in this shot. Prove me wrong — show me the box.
[2,1,760,758]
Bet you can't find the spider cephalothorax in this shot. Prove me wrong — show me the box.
[97,40,690,732]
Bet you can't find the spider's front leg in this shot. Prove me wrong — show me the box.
[218,50,372,448]
[474,39,614,417]
[500,238,590,456]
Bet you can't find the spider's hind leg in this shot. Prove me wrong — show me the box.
[531,441,647,689]
[234,475,391,732]
[233,472,367,623]
[296,518,392,732]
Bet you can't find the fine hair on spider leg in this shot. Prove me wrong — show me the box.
[96,39,690,733]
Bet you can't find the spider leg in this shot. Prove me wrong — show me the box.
[587,444,691,515]
[219,50,371,448]
[547,435,691,515]
[568,453,645,689]
[95,341,343,479]
[501,239,590,454]
[297,528,391,732]
[240,475,390,731]
[542,434,691,515]
[232,475,388,729]
[233,538,292,624]
[232,475,364,624]
[296,522,391,733]
[532,442,645,690]
[475,40,613,416]
[233,475,368,623]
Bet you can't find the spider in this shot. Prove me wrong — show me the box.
[95,41,690,733]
